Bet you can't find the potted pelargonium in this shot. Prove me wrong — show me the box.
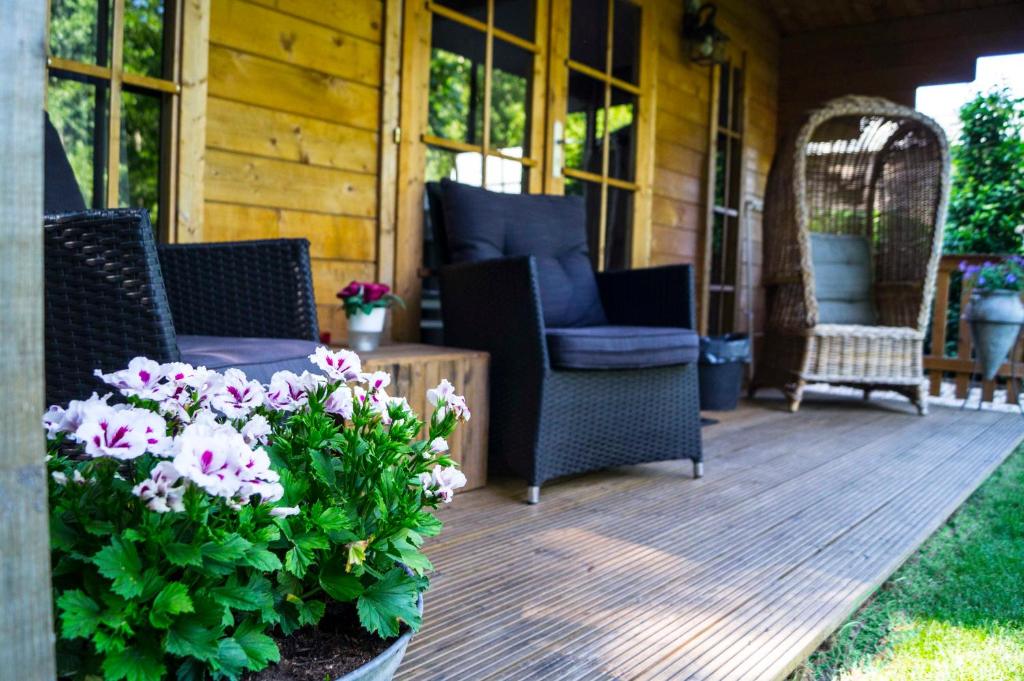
[337,281,404,352]
[44,347,469,681]
[961,256,1024,380]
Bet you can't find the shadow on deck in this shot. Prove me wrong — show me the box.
[398,390,1023,681]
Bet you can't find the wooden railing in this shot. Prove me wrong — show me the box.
[924,254,1022,405]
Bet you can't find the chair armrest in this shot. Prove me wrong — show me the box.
[596,264,697,329]
[439,256,549,373]
[157,239,319,341]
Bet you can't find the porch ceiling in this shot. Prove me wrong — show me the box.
[766,0,1019,34]
[398,392,1022,680]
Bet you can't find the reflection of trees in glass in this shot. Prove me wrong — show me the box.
[427,44,529,182]
[47,0,165,223]
[565,102,633,171]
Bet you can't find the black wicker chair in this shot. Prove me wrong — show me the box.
[433,180,703,503]
[43,209,320,407]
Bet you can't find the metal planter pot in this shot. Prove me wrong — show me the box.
[964,289,1024,380]
[334,590,423,681]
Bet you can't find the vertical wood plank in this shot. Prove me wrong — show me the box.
[0,0,56,674]
[175,0,211,243]
[106,0,126,207]
[699,63,721,336]
[376,0,403,289]
[955,279,973,399]
[630,0,658,268]
[928,266,950,396]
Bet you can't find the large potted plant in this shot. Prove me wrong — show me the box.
[960,257,1024,380]
[44,347,469,681]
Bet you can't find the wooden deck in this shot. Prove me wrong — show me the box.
[398,391,1023,681]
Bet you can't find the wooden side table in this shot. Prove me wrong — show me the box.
[352,343,490,491]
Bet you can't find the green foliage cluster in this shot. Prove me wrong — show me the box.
[49,453,283,681]
[944,88,1024,255]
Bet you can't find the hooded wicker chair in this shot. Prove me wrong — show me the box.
[752,96,950,414]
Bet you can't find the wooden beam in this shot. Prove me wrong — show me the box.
[0,0,56,676]
[175,0,211,243]
[376,0,403,290]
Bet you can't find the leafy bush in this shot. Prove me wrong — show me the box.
[944,87,1024,255]
[45,349,469,680]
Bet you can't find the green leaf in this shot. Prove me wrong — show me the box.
[319,558,365,602]
[211,575,272,612]
[295,598,326,627]
[101,641,166,681]
[309,448,337,487]
[166,616,221,662]
[315,507,352,532]
[56,589,101,639]
[201,534,252,563]
[415,512,444,537]
[243,544,283,571]
[233,619,281,671]
[284,545,314,578]
[356,568,422,639]
[294,532,330,552]
[212,637,249,680]
[150,582,194,629]
[93,536,145,598]
[165,542,202,567]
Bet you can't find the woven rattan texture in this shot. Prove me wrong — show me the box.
[441,256,701,489]
[44,209,181,406]
[158,239,319,341]
[755,96,950,412]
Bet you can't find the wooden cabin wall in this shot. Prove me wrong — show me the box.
[778,4,1024,137]
[650,0,780,336]
[202,0,386,342]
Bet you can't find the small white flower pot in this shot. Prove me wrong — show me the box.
[348,307,387,352]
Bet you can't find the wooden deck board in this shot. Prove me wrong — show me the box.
[398,392,1023,681]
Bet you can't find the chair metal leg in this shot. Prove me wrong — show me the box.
[526,485,540,505]
[693,460,704,479]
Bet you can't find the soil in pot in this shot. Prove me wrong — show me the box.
[245,603,398,681]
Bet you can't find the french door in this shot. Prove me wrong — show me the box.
[394,0,655,337]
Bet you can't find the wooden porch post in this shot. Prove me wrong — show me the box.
[0,0,57,677]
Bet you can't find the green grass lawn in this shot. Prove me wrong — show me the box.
[791,444,1024,681]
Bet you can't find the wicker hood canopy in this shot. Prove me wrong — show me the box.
[755,95,951,414]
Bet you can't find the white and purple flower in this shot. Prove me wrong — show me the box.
[75,406,168,460]
[132,461,186,513]
[419,464,467,503]
[210,368,265,419]
[324,385,354,419]
[309,347,361,382]
[94,357,170,401]
[427,379,472,422]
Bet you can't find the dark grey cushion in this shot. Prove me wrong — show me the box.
[439,179,607,328]
[810,233,877,325]
[178,335,319,384]
[546,326,699,370]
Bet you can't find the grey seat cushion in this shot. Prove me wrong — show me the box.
[439,179,607,328]
[546,326,699,370]
[178,335,319,383]
[810,233,877,325]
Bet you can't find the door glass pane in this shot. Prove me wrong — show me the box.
[426,146,483,186]
[565,72,605,175]
[124,0,167,78]
[494,0,535,41]
[714,132,728,206]
[119,89,163,223]
[730,68,744,132]
[612,0,640,84]
[433,0,486,23]
[47,74,108,208]
[483,157,526,194]
[429,15,486,145]
[605,186,633,270]
[718,63,732,129]
[491,39,532,154]
[49,0,113,66]
[711,211,725,284]
[570,0,608,72]
[565,177,603,265]
[603,88,636,181]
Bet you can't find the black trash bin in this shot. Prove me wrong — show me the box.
[698,334,751,411]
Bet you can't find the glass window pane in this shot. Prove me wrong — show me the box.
[564,177,603,266]
[494,0,535,41]
[711,211,725,284]
[483,156,526,194]
[47,74,108,208]
[119,89,163,224]
[718,63,731,129]
[49,0,113,67]
[714,132,728,206]
[124,0,167,78]
[570,0,608,72]
[565,71,605,175]
[730,67,744,132]
[426,146,483,186]
[612,0,640,84]
[603,88,636,181]
[491,39,532,154]
[433,0,486,23]
[429,15,486,145]
[605,186,633,270]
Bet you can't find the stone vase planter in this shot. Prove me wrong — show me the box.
[964,289,1024,380]
[348,307,387,352]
